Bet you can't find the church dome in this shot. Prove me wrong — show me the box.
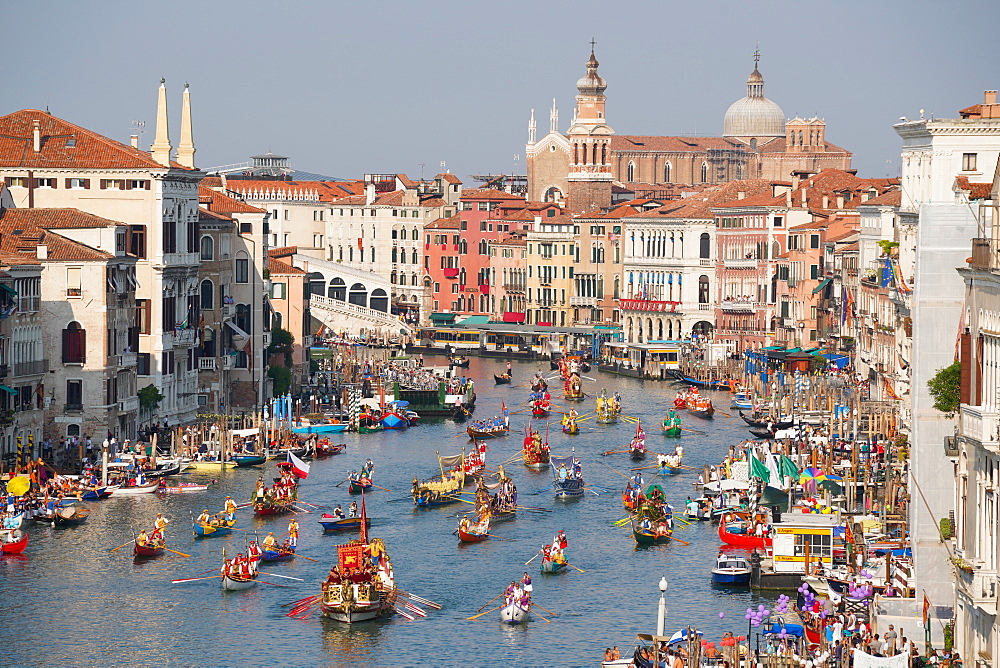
[723,60,785,138]
[576,50,606,95]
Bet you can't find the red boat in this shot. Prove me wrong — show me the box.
[0,531,28,555]
[718,519,772,548]
[673,397,687,409]
[458,529,489,543]
[314,441,346,458]
[133,540,165,558]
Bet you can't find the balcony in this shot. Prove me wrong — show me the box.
[698,303,712,311]
[618,299,680,313]
[723,258,758,269]
[64,403,83,412]
[700,259,713,267]
[13,359,48,377]
[222,356,235,370]
[159,251,199,267]
[198,357,217,371]
[119,397,140,414]
[118,352,137,368]
[960,404,1000,452]
[222,304,235,318]
[169,329,197,347]
[721,300,756,313]
[570,296,598,306]
[502,283,525,293]
[957,566,998,614]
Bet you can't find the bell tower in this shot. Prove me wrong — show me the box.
[566,42,614,212]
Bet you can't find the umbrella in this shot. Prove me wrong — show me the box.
[817,479,843,494]
[666,628,704,646]
[5,476,30,496]
[798,467,823,483]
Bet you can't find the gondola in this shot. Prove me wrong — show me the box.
[144,461,182,478]
[193,517,236,538]
[318,515,371,531]
[449,357,470,368]
[739,411,794,430]
[633,526,672,545]
[493,373,512,385]
[688,400,715,419]
[40,506,91,527]
[233,454,267,467]
[718,518,771,548]
[314,442,347,457]
[0,530,28,555]
[748,427,776,439]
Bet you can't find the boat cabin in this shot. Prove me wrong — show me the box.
[771,514,837,574]
[598,341,683,380]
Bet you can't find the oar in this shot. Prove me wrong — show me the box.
[260,572,305,581]
[485,533,515,541]
[109,540,134,553]
[678,427,706,435]
[600,449,628,456]
[333,476,351,488]
[598,461,633,482]
[514,505,550,512]
[467,604,503,620]
[165,547,191,558]
[534,609,552,623]
[282,594,319,608]
[667,534,691,546]
[630,465,658,471]
[368,484,393,492]
[476,592,504,611]
[533,601,559,616]
[525,550,542,566]
[172,575,222,583]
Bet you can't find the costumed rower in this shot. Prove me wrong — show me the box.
[287,518,299,549]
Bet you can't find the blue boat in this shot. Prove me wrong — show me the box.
[192,518,235,538]
[317,515,371,531]
[260,547,296,562]
[380,411,409,430]
[731,391,754,410]
[551,454,585,499]
[711,554,751,585]
[291,422,349,434]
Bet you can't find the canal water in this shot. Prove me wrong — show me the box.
[0,356,781,667]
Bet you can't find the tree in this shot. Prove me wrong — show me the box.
[138,384,164,412]
[927,360,961,416]
[268,365,292,396]
[268,327,294,367]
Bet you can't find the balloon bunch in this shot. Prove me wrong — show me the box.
[719,636,746,647]
[797,583,818,611]
[745,604,770,627]
[775,594,791,614]
[847,582,874,601]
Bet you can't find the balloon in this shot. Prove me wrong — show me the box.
[758,604,766,611]
[738,636,746,641]
[719,612,726,618]
[745,613,753,620]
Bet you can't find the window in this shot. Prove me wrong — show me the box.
[36,178,54,188]
[962,153,978,172]
[66,267,82,297]
[6,177,26,187]
[699,233,710,259]
[137,299,151,334]
[200,236,214,261]
[162,296,176,331]
[773,216,783,228]
[66,380,83,410]
[102,179,125,190]
[627,161,635,182]
[162,219,177,254]
[200,280,214,310]
[67,178,89,189]
[664,162,671,182]
[700,163,708,183]
[810,264,819,280]
[271,282,286,299]
[128,225,146,258]
[235,254,249,283]
[810,234,820,249]
[127,179,147,190]
[136,352,151,375]
[698,275,710,304]
[62,322,86,364]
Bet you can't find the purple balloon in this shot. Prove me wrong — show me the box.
[720,612,726,619]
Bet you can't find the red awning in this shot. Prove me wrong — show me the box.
[502,312,525,323]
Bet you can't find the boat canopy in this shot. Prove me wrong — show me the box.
[438,453,464,469]
[549,455,577,471]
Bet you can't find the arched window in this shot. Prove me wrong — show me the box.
[200,235,214,261]
[370,288,388,312]
[544,187,563,202]
[411,273,418,286]
[736,163,744,179]
[700,233,711,259]
[700,162,708,183]
[698,275,710,304]
[750,138,758,151]
[62,321,86,364]
[391,247,398,263]
[348,283,367,307]
[329,277,346,301]
[411,250,418,264]
[67,424,81,437]
[200,279,214,310]
[663,162,672,183]
[460,240,468,254]
[412,228,419,241]
[390,271,397,285]
[627,161,636,182]
[479,240,488,255]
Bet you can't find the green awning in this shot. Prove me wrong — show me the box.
[458,315,490,325]
[429,312,457,323]
[812,278,831,294]
[762,345,785,350]
[0,384,17,395]
[0,284,16,296]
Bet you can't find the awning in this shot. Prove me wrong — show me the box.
[0,284,16,296]
[0,384,17,395]
[225,320,250,338]
[812,278,831,294]
[429,312,456,323]
[502,312,525,324]
[458,315,490,325]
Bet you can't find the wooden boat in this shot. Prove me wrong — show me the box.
[561,419,578,434]
[530,394,550,417]
[133,539,165,558]
[160,482,210,493]
[628,421,646,460]
[493,373,512,385]
[144,461,183,478]
[530,378,547,393]
[458,527,489,543]
[551,454,584,498]
[711,554,752,585]
[233,454,267,467]
[689,399,715,419]
[662,413,682,437]
[51,506,91,527]
[412,452,467,507]
[749,427,776,439]
[261,547,296,562]
[291,421,349,434]
[673,396,687,409]
[78,486,114,500]
[185,458,232,471]
[633,526,672,545]
[466,404,509,439]
[522,427,551,470]
[740,411,794,430]
[380,410,410,430]
[348,477,373,495]
[193,517,235,538]
[253,481,299,516]
[0,530,28,555]
[540,556,567,574]
[314,442,347,457]
[731,391,754,410]
[718,519,772,549]
[318,515,371,531]
[222,572,258,591]
[112,480,161,496]
[500,596,531,624]
[563,373,585,401]
[449,357,470,368]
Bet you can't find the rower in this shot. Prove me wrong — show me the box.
[333,504,345,519]
[287,518,299,549]
[348,501,358,518]
[197,509,211,526]
[262,531,277,551]
[154,512,169,532]
[224,496,237,521]
[136,529,149,546]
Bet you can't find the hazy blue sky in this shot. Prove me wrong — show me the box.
[4,1,997,183]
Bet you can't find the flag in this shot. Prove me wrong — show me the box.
[922,593,930,625]
[845,521,854,545]
[287,451,310,479]
[338,544,364,570]
[884,377,901,401]
[749,455,770,484]
[779,455,799,480]
[359,492,368,544]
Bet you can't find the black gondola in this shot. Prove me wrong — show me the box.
[739,411,794,430]
[748,427,776,439]
[450,357,470,368]
[493,374,512,385]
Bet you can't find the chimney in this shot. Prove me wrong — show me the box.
[220,173,228,190]
[150,78,172,166]
[822,195,829,209]
[32,120,41,152]
[986,90,998,105]
[785,190,793,207]
[836,194,844,209]
[130,135,139,148]
[800,188,807,207]
[737,191,746,200]
[365,183,376,205]
[176,82,196,168]
[36,244,47,259]
[791,175,800,189]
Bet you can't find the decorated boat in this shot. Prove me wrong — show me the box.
[711,554,752,585]
[233,454,267,467]
[563,372,585,401]
[252,467,299,516]
[193,516,235,538]
[718,518,772,549]
[662,411,682,437]
[0,530,28,555]
[628,420,646,460]
[318,514,371,532]
[656,450,684,475]
[412,451,467,507]
[595,389,621,424]
[689,397,716,419]
[551,453,585,499]
[493,373,512,385]
[159,481,210,493]
[530,390,551,417]
[522,426,551,470]
[631,497,674,545]
[466,403,509,440]
[380,402,411,430]
[561,412,579,434]
[463,440,488,477]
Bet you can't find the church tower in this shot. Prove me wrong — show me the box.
[566,45,614,213]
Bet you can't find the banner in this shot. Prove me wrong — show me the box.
[852,648,908,668]
[337,544,364,571]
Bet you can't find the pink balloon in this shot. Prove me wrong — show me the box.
[719,612,726,619]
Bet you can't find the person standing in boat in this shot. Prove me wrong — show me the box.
[333,504,345,519]
[287,518,299,549]
[521,572,532,594]
[154,512,169,533]
[349,501,358,518]
[224,496,237,522]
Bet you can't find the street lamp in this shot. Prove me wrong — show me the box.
[657,576,668,637]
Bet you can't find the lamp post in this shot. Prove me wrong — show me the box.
[657,576,668,637]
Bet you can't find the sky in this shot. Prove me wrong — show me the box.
[3,0,998,184]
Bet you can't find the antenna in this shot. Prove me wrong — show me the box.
[419,162,426,180]
[131,119,146,139]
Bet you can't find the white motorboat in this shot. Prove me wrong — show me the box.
[110,480,160,495]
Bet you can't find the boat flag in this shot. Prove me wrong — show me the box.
[287,451,310,479]
[749,455,770,485]
[359,492,368,544]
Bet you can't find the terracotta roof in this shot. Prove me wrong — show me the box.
[437,173,462,185]
[715,170,898,211]
[839,241,859,252]
[859,190,901,207]
[827,229,859,243]
[460,188,523,201]
[959,104,982,117]
[0,211,114,260]
[612,135,745,152]
[268,257,305,275]
[198,207,232,222]
[0,207,126,229]
[955,176,993,199]
[199,185,266,214]
[0,109,194,171]
[0,251,41,266]
[425,214,461,230]
[269,246,298,258]
[497,209,537,222]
